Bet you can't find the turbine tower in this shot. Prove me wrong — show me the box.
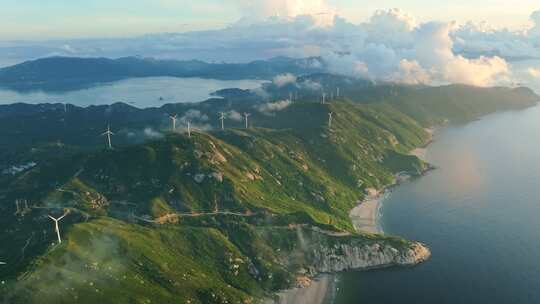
[328,112,334,128]
[187,121,192,138]
[169,114,178,131]
[219,112,226,130]
[48,210,69,244]
[101,125,114,149]
[337,87,340,98]
[243,112,251,129]
[322,92,326,104]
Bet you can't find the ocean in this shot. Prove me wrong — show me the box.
[335,104,540,303]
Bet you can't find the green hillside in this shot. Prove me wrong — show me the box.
[1,84,538,303]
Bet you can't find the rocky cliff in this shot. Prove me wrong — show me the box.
[310,241,430,273]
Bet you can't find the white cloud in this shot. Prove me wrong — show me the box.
[181,109,209,123]
[3,4,540,87]
[390,59,430,85]
[273,73,297,87]
[528,67,540,78]
[143,127,164,139]
[255,100,291,115]
[530,10,540,36]
[237,0,336,27]
[300,79,323,91]
[227,110,243,121]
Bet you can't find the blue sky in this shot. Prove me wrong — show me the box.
[0,0,538,40]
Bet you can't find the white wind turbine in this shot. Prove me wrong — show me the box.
[243,112,251,129]
[328,112,334,128]
[101,125,115,149]
[169,114,178,131]
[48,210,69,244]
[186,120,192,138]
[322,92,326,104]
[336,87,340,98]
[219,112,226,130]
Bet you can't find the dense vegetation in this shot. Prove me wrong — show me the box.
[0,74,538,303]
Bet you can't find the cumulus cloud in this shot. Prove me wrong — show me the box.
[226,110,243,122]
[181,109,209,123]
[123,127,164,143]
[299,79,323,91]
[273,73,297,87]
[390,59,430,85]
[255,100,291,115]
[238,0,336,27]
[528,67,540,78]
[143,127,164,139]
[2,3,539,87]
[529,10,540,36]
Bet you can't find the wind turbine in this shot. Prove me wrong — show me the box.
[219,112,226,130]
[169,114,178,131]
[336,87,340,98]
[322,92,326,104]
[48,210,69,244]
[101,125,114,149]
[186,120,192,138]
[328,112,334,128]
[243,112,251,129]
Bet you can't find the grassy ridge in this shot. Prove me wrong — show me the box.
[1,84,538,303]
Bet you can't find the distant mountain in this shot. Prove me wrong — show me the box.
[0,56,325,92]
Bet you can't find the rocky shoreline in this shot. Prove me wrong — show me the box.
[269,129,436,304]
[269,239,431,304]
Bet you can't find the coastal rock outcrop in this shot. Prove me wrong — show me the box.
[310,241,430,273]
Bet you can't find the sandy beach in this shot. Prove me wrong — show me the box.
[274,128,437,303]
[410,147,428,160]
[349,189,384,234]
[270,275,335,304]
[410,127,435,161]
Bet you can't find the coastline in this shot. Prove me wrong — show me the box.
[350,127,435,234]
[349,189,385,234]
[269,275,336,304]
[271,127,436,304]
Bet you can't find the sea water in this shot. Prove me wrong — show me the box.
[335,104,540,304]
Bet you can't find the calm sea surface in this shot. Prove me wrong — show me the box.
[335,104,540,304]
[0,77,265,107]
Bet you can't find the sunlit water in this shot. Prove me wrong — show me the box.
[0,77,266,107]
[335,104,540,304]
